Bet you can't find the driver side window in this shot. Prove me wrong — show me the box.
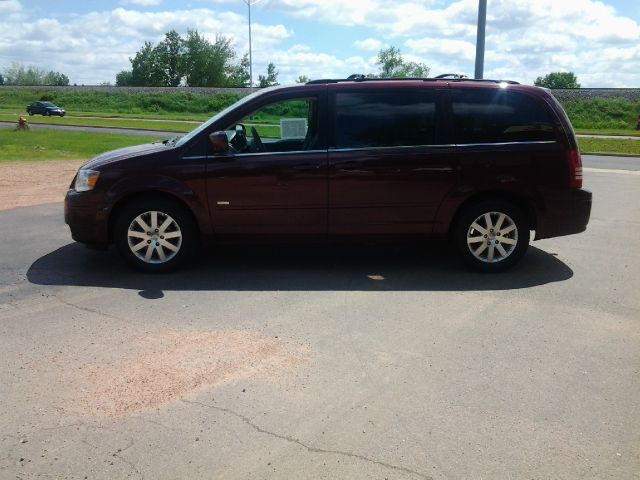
[225,98,319,154]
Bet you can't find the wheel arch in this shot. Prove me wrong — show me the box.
[447,190,538,237]
[107,190,200,243]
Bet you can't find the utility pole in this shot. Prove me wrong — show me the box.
[474,0,487,79]
[242,0,264,92]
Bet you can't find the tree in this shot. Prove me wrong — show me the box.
[375,46,430,78]
[44,71,69,86]
[534,72,580,89]
[3,62,69,85]
[258,62,279,87]
[130,41,165,86]
[296,74,310,84]
[0,73,4,85]
[228,53,250,87]
[184,30,236,87]
[121,30,245,87]
[116,70,133,86]
[155,30,185,87]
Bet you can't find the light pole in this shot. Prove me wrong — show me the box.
[242,0,264,92]
[474,0,487,79]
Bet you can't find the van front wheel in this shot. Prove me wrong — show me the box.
[454,200,529,272]
[114,198,196,273]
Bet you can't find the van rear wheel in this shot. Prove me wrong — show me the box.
[454,200,529,272]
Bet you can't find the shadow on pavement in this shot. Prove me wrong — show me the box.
[27,242,573,294]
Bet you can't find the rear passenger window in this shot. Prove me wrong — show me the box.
[452,89,556,144]
[335,91,437,148]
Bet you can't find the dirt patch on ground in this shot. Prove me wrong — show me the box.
[0,160,84,211]
[72,329,308,418]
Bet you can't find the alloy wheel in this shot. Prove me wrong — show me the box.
[127,210,182,264]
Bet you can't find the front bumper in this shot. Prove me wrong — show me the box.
[535,188,592,240]
[64,189,109,245]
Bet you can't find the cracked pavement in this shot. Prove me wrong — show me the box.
[1,163,639,479]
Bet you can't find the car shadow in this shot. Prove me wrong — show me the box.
[27,242,573,295]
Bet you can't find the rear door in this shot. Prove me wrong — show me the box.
[327,85,458,237]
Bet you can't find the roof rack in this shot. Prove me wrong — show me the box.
[307,75,519,85]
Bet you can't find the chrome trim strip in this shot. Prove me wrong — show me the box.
[182,155,209,160]
[231,149,327,158]
[456,140,558,147]
[329,140,557,154]
[330,145,455,153]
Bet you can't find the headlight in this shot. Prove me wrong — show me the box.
[74,169,100,192]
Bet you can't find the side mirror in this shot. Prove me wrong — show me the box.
[209,131,229,154]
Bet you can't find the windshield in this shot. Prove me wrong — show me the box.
[175,89,267,148]
[42,102,56,107]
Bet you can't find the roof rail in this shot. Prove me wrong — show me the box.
[307,75,519,85]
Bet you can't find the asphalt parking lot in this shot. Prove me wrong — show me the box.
[1,160,638,479]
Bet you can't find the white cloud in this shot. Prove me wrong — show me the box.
[1,0,640,86]
[353,38,384,52]
[120,0,162,6]
[274,0,640,86]
[0,6,292,84]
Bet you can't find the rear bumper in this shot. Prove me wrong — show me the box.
[64,190,109,245]
[535,188,592,240]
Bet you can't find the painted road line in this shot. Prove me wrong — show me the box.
[584,167,640,175]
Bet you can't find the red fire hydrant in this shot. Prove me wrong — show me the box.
[17,116,29,131]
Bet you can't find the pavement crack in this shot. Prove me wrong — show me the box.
[112,438,144,480]
[55,297,119,320]
[181,399,433,480]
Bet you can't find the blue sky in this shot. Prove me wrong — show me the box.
[1,0,640,86]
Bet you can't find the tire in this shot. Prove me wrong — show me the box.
[28,111,33,116]
[44,111,50,116]
[454,200,529,272]
[114,197,197,273]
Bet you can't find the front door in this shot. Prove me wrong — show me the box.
[205,94,328,238]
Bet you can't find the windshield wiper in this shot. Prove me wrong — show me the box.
[162,135,182,146]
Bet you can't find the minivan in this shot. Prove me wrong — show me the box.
[65,77,592,272]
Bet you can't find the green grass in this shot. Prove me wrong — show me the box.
[0,107,210,122]
[575,128,640,137]
[0,88,242,116]
[0,113,196,133]
[578,137,640,156]
[564,98,640,130]
[0,129,164,162]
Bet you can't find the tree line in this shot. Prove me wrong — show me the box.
[115,29,278,88]
[0,63,69,86]
[0,31,581,89]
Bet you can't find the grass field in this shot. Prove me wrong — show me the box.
[0,88,243,117]
[578,137,640,156]
[0,129,164,162]
[0,113,195,133]
[0,107,211,122]
[575,128,640,137]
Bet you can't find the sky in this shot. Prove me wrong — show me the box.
[1,0,639,87]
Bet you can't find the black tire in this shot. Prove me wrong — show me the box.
[114,197,197,273]
[454,200,529,272]
[28,111,33,116]
[44,111,50,116]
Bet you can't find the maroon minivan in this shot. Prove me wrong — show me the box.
[65,77,592,272]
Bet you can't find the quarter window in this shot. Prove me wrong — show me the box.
[452,89,556,144]
[334,91,437,149]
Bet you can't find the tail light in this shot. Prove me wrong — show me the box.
[567,148,582,189]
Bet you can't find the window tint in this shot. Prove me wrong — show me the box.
[225,98,319,154]
[452,89,556,144]
[335,91,437,148]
